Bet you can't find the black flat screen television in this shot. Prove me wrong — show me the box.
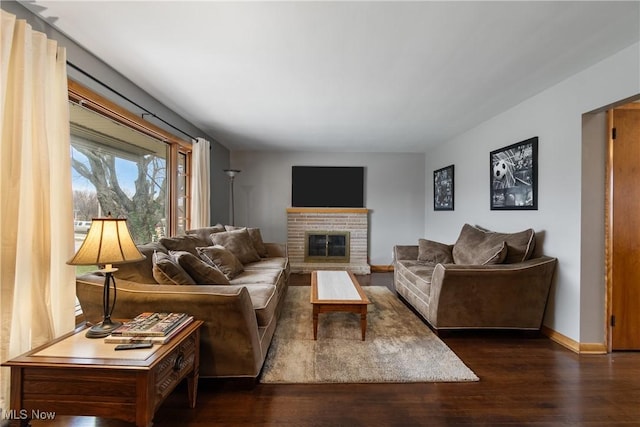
[291,166,365,208]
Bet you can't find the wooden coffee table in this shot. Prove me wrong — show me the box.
[3,320,202,427]
[311,270,371,340]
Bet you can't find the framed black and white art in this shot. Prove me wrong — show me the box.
[490,137,538,210]
[434,164,454,211]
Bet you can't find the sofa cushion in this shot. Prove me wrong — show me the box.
[417,239,454,264]
[169,250,230,285]
[210,229,261,264]
[243,257,288,271]
[196,245,244,279]
[229,268,282,286]
[225,226,269,258]
[453,224,535,264]
[152,252,197,285]
[186,224,225,245]
[396,260,434,299]
[113,242,165,284]
[160,235,209,255]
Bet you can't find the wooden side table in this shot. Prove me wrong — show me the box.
[2,320,203,427]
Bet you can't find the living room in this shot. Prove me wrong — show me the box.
[2,1,640,425]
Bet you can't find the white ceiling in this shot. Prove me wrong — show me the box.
[22,1,640,153]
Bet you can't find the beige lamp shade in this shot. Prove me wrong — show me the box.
[67,218,146,266]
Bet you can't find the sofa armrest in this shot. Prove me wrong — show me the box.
[428,256,557,330]
[394,245,419,262]
[76,275,264,377]
[264,242,287,258]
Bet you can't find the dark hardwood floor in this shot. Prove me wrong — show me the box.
[26,273,640,426]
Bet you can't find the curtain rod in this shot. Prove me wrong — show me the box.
[66,61,196,141]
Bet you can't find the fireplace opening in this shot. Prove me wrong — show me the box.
[305,231,350,263]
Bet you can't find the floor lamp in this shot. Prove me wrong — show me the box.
[224,169,241,226]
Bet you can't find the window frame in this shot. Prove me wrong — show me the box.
[68,79,192,236]
[176,151,190,235]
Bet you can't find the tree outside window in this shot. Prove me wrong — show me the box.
[69,102,169,245]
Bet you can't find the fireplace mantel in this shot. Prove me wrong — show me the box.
[287,208,370,274]
[286,208,369,214]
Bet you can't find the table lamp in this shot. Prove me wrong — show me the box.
[68,216,145,338]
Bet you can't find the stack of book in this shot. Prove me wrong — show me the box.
[105,312,193,344]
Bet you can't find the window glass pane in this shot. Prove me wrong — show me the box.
[69,102,169,245]
[308,235,327,257]
[327,235,347,257]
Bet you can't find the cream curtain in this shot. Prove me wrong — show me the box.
[0,11,76,408]
[190,137,211,229]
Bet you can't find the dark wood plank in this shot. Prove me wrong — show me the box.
[26,273,640,426]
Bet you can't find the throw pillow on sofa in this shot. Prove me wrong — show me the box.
[186,224,226,245]
[209,228,261,264]
[170,250,230,285]
[474,224,536,263]
[417,239,454,264]
[224,225,269,257]
[482,241,508,265]
[115,241,164,284]
[197,245,244,280]
[152,251,197,285]
[159,234,209,255]
[452,238,507,265]
[452,224,534,264]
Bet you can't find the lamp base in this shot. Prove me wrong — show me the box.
[85,318,123,338]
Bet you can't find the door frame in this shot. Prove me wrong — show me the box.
[605,101,640,352]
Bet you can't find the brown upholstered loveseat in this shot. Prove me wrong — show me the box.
[393,224,557,334]
[76,225,289,379]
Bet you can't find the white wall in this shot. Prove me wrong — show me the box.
[229,151,425,266]
[424,43,640,343]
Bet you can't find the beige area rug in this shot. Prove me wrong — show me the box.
[259,286,479,383]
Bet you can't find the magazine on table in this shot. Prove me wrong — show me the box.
[105,315,194,344]
[110,312,189,337]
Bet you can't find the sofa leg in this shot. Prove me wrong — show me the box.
[521,329,543,339]
[432,328,449,338]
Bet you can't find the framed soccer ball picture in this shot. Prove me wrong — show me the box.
[490,137,538,210]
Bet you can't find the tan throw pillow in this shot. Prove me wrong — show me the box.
[501,228,535,263]
[170,251,230,285]
[470,224,536,263]
[197,245,244,279]
[482,241,508,265]
[417,239,454,264]
[114,242,162,283]
[210,228,261,264]
[186,224,226,245]
[453,224,532,264]
[224,226,269,258]
[152,252,196,285]
[159,235,209,255]
[250,229,269,258]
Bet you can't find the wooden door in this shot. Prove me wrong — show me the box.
[611,106,640,350]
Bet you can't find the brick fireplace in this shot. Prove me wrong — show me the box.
[287,208,370,274]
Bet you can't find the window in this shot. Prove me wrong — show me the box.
[68,80,191,247]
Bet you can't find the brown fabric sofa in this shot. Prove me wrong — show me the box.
[76,225,289,379]
[393,224,557,334]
